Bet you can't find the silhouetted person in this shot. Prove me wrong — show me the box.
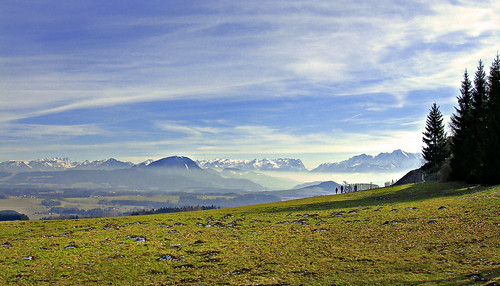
[335,187,338,194]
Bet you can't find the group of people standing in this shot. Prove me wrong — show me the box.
[335,184,358,194]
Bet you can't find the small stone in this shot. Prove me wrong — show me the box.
[135,237,146,243]
[468,274,486,282]
[158,255,175,261]
[2,242,12,249]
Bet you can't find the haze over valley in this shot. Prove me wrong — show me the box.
[0,150,421,219]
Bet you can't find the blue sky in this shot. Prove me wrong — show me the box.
[1,1,499,169]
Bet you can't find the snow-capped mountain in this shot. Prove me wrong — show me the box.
[0,150,422,174]
[3,156,263,193]
[312,149,422,172]
[0,158,134,173]
[27,158,78,171]
[73,158,134,170]
[0,158,78,173]
[196,158,308,172]
[0,160,33,173]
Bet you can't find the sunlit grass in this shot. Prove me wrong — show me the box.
[0,183,499,285]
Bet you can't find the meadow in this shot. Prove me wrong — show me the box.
[0,182,499,285]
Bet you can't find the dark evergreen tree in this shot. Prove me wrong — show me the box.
[483,53,500,184]
[468,60,489,182]
[450,70,473,180]
[422,103,449,169]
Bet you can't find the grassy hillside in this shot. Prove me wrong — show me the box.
[0,183,499,285]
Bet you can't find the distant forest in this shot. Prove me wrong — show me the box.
[130,205,218,216]
[0,210,29,221]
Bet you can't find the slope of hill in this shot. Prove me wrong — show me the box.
[1,182,498,285]
[264,180,341,200]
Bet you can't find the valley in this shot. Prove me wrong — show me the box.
[0,152,416,220]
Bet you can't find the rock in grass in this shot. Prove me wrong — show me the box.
[158,255,176,261]
[467,274,486,282]
[127,235,146,243]
[2,242,12,249]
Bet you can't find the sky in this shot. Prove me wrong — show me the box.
[1,0,499,169]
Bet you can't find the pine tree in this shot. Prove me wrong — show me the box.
[422,103,449,169]
[450,69,473,180]
[483,53,500,184]
[468,60,489,182]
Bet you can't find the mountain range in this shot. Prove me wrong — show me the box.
[196,158,308,172]
[1,156,262,193]
[0,158,135,173]
[0,149,422,174]
[311,149,422,173]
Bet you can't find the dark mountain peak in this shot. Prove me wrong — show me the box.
[293,180,340,190]
[147,156,201,170]
[304,181,340,191]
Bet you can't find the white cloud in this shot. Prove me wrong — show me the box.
[1,1,499,162]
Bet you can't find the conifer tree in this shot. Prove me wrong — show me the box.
[469,60,489,182]
[483,53,500,184]
[422,103,449,169]
[450,70,473,180]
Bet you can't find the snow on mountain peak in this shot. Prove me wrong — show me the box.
[196,158,307,172]
[312,150,422,173]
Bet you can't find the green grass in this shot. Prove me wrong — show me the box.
[0,182,499,285]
